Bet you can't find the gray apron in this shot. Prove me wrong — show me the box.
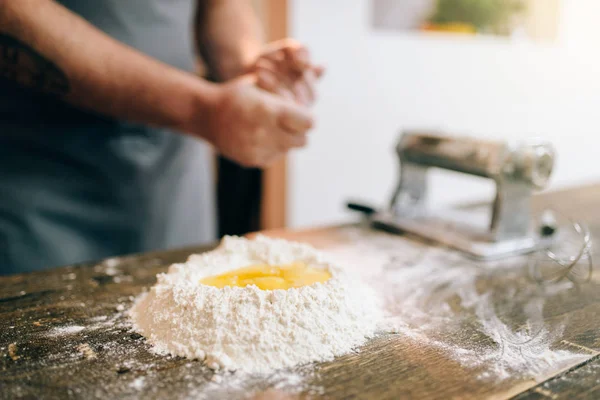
[0,0,215,274]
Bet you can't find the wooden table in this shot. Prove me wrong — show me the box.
[1,184,599,399]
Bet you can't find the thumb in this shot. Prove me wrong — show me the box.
[276,99,314,134]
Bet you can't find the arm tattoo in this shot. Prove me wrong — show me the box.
[0,33,70,96]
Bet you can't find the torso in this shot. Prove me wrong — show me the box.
[0,0,215,274]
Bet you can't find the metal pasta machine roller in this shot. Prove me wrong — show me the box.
[359,131,557,260]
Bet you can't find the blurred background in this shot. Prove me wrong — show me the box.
[228,0,600,235]
[286,0,600,228]
[372,0,560,40]
[6,0,599,272]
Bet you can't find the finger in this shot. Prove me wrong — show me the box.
[260,38,301,59]
[312,65,326,79]
[256,69,295,101]
[257,47,317,105]
[263,50,323,81]
[259,57,308,105]
[297,69,317,105]
[262,40,309,73]
[255,59,299,97]
[259,48,286,64]
[282,133,308,149]
[260,39,323,79]
[259,51,323,82]
[283,45,310,72]
[293,80,310,106]
[276,101,314,135]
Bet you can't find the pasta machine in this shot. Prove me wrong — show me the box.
[349,131,557,260]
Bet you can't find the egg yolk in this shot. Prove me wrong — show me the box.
[200,262,331,290]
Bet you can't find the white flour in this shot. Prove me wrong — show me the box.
[326,227,590,381]
[129,235,383,374]
[46,325,86,337]
[185,367,325,399]
[129,226,590,390]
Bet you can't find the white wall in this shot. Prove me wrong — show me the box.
[288,0,600,228]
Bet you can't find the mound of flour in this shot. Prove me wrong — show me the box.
[129,235,382,374]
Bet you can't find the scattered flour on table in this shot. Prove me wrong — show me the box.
[326,227,590,381]
[186,367,324,400]
[129,377,146,390]
[129,235,383,374]
[46,325,86,337]
[129,226,591,390]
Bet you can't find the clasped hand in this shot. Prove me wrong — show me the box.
[207,39,324,168]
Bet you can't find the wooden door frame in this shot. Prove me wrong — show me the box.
[258,0,289,230]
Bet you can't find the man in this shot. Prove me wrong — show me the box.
[0,0,322,274]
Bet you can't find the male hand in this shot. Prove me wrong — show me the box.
[202,74,314,168]
[249,39,325,106]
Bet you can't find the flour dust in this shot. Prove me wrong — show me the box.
[326,226,591,382]
[119,225,593,396]
[129,236,383,374]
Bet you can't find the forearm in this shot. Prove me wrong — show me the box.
[0,0,219,135]
[196,0,264,81]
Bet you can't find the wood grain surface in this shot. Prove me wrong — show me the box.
[1,184,599,400]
